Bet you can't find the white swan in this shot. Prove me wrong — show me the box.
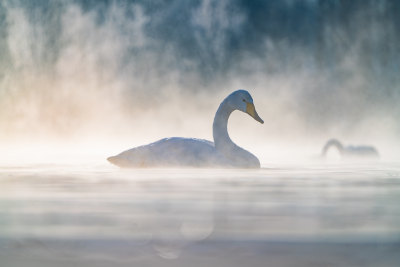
[321,139,379,159]
[108,90,264,168]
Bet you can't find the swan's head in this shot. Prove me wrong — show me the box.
[228,90,264,124]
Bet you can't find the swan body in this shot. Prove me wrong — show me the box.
[321,139,379,159]
[108,90,264,168]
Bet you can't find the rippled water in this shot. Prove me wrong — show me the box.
[0,161,399,266]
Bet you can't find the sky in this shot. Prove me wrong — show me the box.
[0,0,399,160]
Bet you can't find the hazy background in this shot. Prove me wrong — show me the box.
[1,0,400,162]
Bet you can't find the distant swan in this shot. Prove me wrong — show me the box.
[108,90,264,168]
[321,139,379,159]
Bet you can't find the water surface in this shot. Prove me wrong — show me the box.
[1,161,399,266]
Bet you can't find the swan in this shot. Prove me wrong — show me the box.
[107,90,264,168]
[321,139,379,159]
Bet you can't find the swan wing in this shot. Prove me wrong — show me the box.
[108,137,225,168]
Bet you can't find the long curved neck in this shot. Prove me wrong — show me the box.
[213,98,236,151]
[322,139,344,156]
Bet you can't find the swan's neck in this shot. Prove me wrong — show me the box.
[211,95,261,168]
[322,139,344,156]
[213,99,236,151]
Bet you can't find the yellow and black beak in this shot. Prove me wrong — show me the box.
[246,102,264,124]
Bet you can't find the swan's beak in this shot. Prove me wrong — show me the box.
[246,102,264,124]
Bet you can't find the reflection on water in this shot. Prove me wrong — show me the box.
[0,161,399,266]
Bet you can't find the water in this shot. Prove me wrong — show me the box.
[0,160,399,266]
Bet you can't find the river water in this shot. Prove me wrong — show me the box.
[0,160,399,266]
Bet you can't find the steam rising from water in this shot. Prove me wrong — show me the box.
[1,0,400,161]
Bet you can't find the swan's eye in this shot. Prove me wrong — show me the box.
[242,99,246,102]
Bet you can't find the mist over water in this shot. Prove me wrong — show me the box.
[1,3,400,266]
[1,0,400,161]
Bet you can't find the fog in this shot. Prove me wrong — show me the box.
[1,0,400,163]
